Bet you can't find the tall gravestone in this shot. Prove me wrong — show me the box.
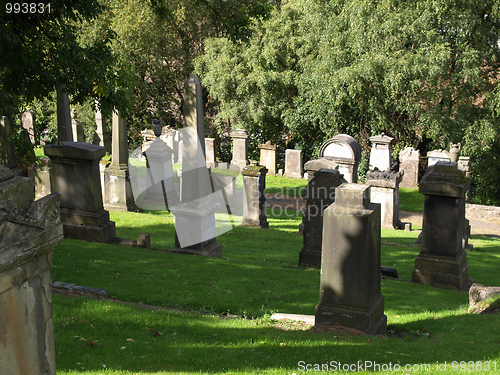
[411,161,471,290]
[399,147,420,188]
[299,159,346,267]
[171,75,222,257]
[242,165,268,227]
[369,133,393,171]
[315,183,386,336]
[93,104,112,153]
[71,108,85,142]
[259,141,277,175]
[366,169,403,229]
[205,137,216,167]
[56,85,73,142]
[45,142,116,242]
[230,129,248,169]
[318,135,361,183]
[0,165,63,375]
[284,149,303,178]
[0,116,17,169]
[103,111,138,211]
[21,110,36,144]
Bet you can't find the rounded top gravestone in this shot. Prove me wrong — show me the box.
[319,134,361,163]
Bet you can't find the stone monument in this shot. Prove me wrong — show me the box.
[56,85,73,142]
[299,158,346,267]
[366,169,403,229]
[259,141,277,175]
[0,164,63,375]
[21,110,36,144]
[369,133,393,171]
[93,103,112,153]
[45,142,116,242]
[427,149,451,167]
[71,108,85,142]
[318,134,361,183]
[242,165,268,227]
[399,147,420,188]
[284,149,303,179]
[230,129,248,169]
[205,137,216,167]
[0,116,17,169]
[315,183,386,336]
[411,161,471,290]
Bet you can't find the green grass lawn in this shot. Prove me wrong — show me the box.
[51,206,500,374]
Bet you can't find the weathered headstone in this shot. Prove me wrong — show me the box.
[103,111,138,211]
[411,161,471,290]
[205,137,216,167]
[28,157,52,200]
[230,129,248,169]
[399,147,420,188]
[0,116,17,168]
[366,169,403,229]
[299,159,346,267]
[21,110,36,144]
[315,183,386,336]
[93,104,111,153]
[369,133,393,171]
[45,142,116,242]
[56,85,73,142]
[284,149,303,179]
[242,165,268,227]
[259,141,277,175]
[318,134,361,183]
[427,149,450,167]
[0,164,63,375]
[71,108,85,142]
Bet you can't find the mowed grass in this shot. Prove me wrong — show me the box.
[51,204,500,374]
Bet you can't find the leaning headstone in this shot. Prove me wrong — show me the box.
[21,110,36,144]
[318,134,361,183]
[93,104,111,153]
[411,161,471,290]
[230,129,249,169]
[71,108,85,142]
[0,164,63,375]
[369,133,393,171]
[44,142,116,242]
[242,165,269,227]
[205,137,216,167]
[399,147,420,188]
[299,159,346,267]
[284,149,303,179]
[315,183,386,336]
[0,116,17,168]
[259,141,277,175]
[366,169,403,229]
[103,111,138,211]
[56,85,73,142]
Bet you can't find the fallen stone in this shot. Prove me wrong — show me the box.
[469,283,500,314]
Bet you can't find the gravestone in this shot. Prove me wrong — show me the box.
[366,169,403,229]
[315,183,386,336]
[205,138,216,167]
[211,173,237,212]
[103,111,138,211]
[427,149,450,167]
[21,110,36,144]
[299,159,346,267]
[171,75,222,257]
[242,165,268,227]
[369,133,393,171]
[0,116,17,169]
[318,134,361,183]
[93,104,111,153]
[399,147,420,188]
[28,157,52,200]
[56,85,73,142]
[259,141,277,175]
[411,161,471,290]
[230,129,248,169]
[45,142,116,242]
[71,108,85,142]
[284,149,303,179]
[0,164,63,375]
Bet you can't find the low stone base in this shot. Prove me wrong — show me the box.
[315,295,387,336]
[172,237,222,258]
[298,248,320,267]
[60,207,116,243]
[411,250,471,290]
[242,217,269,228]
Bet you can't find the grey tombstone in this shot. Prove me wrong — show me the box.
[44,142,116,242]
[0,116,17,169]
[284,149,303,179]
[93,104,112,153]
[0,165,63,375]
[366,169,403,229]
[315,183,386,336]
[28,157,52,200]
[103,111,138,211]
[427,149,451,167]
[259,141,277,175]
[399,147,420,188]
[299,159,346,267]
[211,173,237,211]
[56,85,73,142]
[230,129,249,169]
[369,133,393,171]
[242,165,268,227]
[21,110,36,144]
[411,161,472,290]
[205,137,216,167]
[71,108,85,142]
[171,75,222,257]
[318,134,361,183]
